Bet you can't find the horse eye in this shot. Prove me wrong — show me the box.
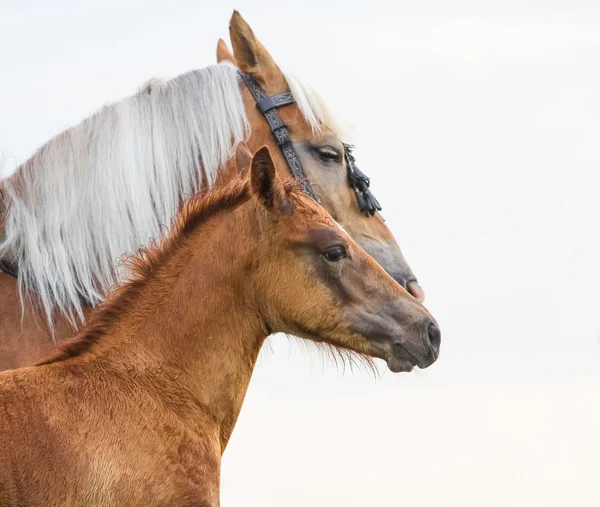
[323,245,347,262]
[315,147,342,163]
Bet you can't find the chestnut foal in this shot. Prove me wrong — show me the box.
[0,148,439,506]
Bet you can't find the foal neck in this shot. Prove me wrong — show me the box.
[58,207,267,451]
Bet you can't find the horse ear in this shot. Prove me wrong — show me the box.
[235,142,253,174]
[216,39,234,63]
[228,10,288,91]
[250,146,292,215]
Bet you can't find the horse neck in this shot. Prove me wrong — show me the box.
[82,208,267,451]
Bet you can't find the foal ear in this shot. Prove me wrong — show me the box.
[216,38,234,63]
[250,146,292,215]
[228,10,288,91]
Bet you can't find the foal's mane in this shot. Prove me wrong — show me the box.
[38,176,306,365]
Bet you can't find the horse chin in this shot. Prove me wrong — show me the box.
[385,356,415,373]
[366,340,417,373]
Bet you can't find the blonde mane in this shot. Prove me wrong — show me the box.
[0,62,336,331]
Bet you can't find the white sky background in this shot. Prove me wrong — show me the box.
[1,1,599,505]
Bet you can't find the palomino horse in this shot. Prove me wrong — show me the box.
[0,11,423,370]
[0,146,440,506]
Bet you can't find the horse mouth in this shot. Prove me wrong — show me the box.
[386,357,415,373]
[386,343,419,373]
[368,340,419,373]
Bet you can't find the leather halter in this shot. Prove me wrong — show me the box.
[238,71,382,216]
[238,71,317,200]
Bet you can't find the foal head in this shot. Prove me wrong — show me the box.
[246,147,440,372]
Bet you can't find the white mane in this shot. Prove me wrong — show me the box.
[0,62,336,331]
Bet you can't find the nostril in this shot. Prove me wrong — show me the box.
[427,322,441,358]
[407,280,425,303]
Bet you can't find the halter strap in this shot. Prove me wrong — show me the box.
[239,71,382,216]
[0,259,93,307]
[238,71,318,200]
[0,259,18,279]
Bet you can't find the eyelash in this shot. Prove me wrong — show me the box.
[314,147,342,163]
[323,245,348,262]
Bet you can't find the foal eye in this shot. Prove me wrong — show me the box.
[323,245,347,262]
[315,146,342,163]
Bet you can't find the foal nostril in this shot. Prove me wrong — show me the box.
[427,322,441,358]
